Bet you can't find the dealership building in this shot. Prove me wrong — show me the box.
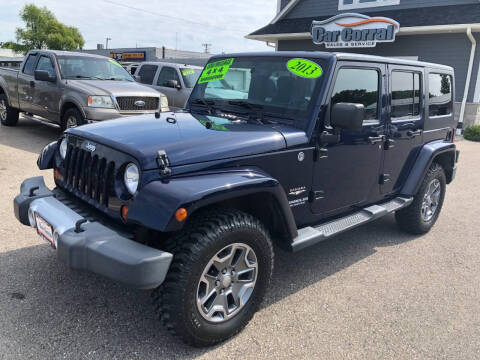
[248,0,480,129]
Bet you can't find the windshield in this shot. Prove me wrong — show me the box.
[57,56,134,81]
[189,56,327,127]
[181,68,202,88]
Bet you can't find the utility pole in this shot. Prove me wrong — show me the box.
[202,43,212,54]
[106,37,111,49]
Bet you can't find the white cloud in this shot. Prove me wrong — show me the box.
[0,0,276,54]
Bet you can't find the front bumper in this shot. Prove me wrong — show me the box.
[14,177,173,289]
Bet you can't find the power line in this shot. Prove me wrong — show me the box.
[103,0,239,33]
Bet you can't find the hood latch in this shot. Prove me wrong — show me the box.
[157,150,171,176]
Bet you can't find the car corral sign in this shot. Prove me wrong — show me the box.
[312,13,400,48]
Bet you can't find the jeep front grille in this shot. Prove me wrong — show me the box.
[116,96,159,111]
[62,145,115,208]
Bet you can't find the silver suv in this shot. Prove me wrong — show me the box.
[134,62,203,109]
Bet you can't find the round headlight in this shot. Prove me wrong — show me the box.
[59,138,68,159]
[124,163,139,195]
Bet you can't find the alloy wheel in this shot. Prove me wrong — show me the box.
[0,99,7,122]
[421,178,441,222]
[196,243,258,323]
[66,115,78,128]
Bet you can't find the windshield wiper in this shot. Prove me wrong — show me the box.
[227,100,273,125]
[228,100,263,110]
[190,98,216,114]
[67,75,104,80]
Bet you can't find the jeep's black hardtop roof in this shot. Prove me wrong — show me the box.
[210,51,453,72]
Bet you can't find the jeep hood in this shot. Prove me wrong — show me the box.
[67,112,307,170]
[66,79,161,97]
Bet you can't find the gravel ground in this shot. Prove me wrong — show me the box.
[0,117,479,360]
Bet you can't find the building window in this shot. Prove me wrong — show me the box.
[428,73,453,117]
[338,0,400,10]
[391,71,421,120]
[331,67,379,123]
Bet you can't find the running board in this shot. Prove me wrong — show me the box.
[291,197,413,252]
[21,114,60,128]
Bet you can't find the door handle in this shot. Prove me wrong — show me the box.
[368,135,385,144]
[407,129,422,137]
[29,81,35,88]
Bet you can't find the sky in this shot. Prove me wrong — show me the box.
[0,0,277,54]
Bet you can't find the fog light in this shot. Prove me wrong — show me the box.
[175,208,188,222]
[28,208,36,227]
[121,205,129,222]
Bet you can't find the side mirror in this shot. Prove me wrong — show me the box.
[331,103,365,131]
[34,70,56,82]
[167,79,181,90]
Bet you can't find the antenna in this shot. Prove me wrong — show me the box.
[202,43,212,54]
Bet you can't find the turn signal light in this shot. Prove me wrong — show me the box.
[54,169,59,180]
[121,205,129,222]
[175,208,188,222]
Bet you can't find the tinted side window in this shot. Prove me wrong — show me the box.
[137,65,158,84]
[331,68,379,123]
[391,71,421,119]
[429,73,452,116]
[36,56,55,77]
[157,67,180,87]
[23,54,38,75]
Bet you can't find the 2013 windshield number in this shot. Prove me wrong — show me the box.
[289,61,316,76]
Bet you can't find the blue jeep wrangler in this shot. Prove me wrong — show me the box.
[14,52,459,346]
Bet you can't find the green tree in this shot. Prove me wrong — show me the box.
[7,4,84,54]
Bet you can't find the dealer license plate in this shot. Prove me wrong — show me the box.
[35,213,55,249]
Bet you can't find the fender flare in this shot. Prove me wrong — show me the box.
[127,167,298,238]
[60,96,86,119]
[401,140,457,196]
[37,141,58,170]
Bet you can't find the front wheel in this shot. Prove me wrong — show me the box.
[396,162,446,234]
[61,107,85,131]
[153,209,274,347]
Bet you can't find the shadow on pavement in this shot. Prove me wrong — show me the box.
[0,214,419,359]
[0,117,61,154]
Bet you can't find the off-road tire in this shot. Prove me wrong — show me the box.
[0,93,19,126]
[61,107,85,131]
[395,162,446,234]
[152,209,274,347]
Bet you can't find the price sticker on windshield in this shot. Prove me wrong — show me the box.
[287,58,323,79]
[109,59,122,67]
[198,58,234,84]
[182,69,195,76]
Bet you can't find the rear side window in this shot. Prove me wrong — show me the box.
[157,67,180,87]
[36,56,55,77]
[331,68,379,123]
[428,73,453,117]
[23,54,38,75]
[137,65,158,84]
[391,71,421,120]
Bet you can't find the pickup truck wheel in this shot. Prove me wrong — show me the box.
[395,162,446,234]
[0,94,19,126]
[61,108,85,131]
[152,209,273,347]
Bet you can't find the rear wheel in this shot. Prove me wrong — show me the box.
[396,162,446,234]
[0,94,19,126]
[152,209,274,347]
[61,107,85,131]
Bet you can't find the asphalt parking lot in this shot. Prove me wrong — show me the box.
[0,117,479,359]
